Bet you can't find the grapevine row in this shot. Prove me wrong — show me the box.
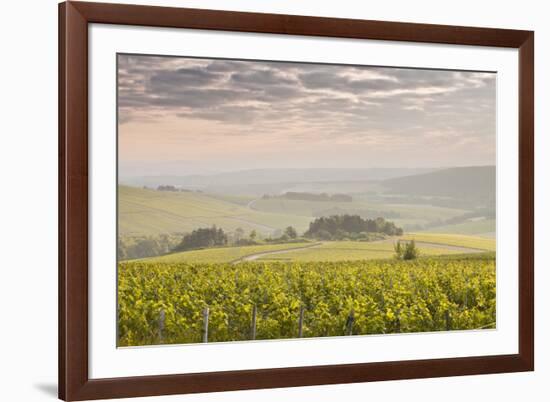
[118,255,496,346]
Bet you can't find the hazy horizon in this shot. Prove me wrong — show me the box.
[118,54,496,178]
[119,164,496,180]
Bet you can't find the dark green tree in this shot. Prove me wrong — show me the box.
[284,226,298,239]
[174,226,228,251]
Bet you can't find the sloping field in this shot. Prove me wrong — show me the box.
[257,240,463,262]
[421,219,496,237]
[118,186,312,235]
[140,242,313,264]
[400,233,496,251]
[252,198,466,221]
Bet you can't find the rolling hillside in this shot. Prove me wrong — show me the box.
[420,219,496,237]
[250,197,467,230]
[118,185,312,235]
[382,166,495,202]
[256,240,464,262]
[399,233,496,251]
[137,239,478,264]
[139,242,314,263]
[121,167,435,192]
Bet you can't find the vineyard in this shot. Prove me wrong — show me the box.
[118,253,496,346]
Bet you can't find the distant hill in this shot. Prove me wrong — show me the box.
[118,185,312,236]
[120,168,436,193]
[381,166,495,208]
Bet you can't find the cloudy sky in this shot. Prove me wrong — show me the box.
[118,54,496,177]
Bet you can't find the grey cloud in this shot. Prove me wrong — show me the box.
[149,67,223,88]
[117,54,495,153]
[230,69,296,87]
[299,70,398,92]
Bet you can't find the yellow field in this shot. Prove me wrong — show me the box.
[258,240,462,262]
[400,233,496,251]
[139,242,313,263]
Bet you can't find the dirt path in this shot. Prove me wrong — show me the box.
[411,241,486,253]
[232,238,485,265]
[246,198,259,210]
[232,242,323,264]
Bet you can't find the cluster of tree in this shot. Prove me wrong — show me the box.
[264,226,301,243]
[394,240,419,260]
[173,226,228,252]
[314,207,401,219]
[118,227,268,260]
[157,185,178,191]
[305,214,403,240]
[156,185,193,192]
[232,228,261,246]
[118,234,182,260]
[262,192,352,202]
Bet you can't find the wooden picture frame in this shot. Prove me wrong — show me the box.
[59,1,534,400]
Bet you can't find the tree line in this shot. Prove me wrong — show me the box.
[305,214,403,240]
[118,214,403,260]
[173,226,228,252]
[262,192,352,202]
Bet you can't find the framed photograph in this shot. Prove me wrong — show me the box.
[59,1,534,400]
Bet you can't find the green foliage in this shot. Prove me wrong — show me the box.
[305,215,403,240]
[174,226,227,252]
[394,240,403,259]
[284,226,298,239]
[118,256,496,346]
[394,240,419,260]
[118,234,182,260]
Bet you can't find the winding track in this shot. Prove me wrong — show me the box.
[232,242,323,264]
[231,238,486,264]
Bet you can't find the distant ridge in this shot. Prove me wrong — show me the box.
[120,167,436,188]
[382,166,496,198]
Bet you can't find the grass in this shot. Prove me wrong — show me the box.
[251,197,468,231]
[421,219,496,236]
[132,234,494,264]
[139,242,313,263]
[252,197,467,221]
[118,185,312,236]
[400,233,496,251]
[118,186,486,240]
[203,193,256,206]
[257,240,463,262]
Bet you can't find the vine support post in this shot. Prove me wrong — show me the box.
[251,305,257,340]
[298,305,305,338]
[158,309,165,344]
[202,306,209,343]
[345,310,355,336]
[396,310,401,333]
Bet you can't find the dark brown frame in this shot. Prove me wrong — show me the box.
[59,1,534,400]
